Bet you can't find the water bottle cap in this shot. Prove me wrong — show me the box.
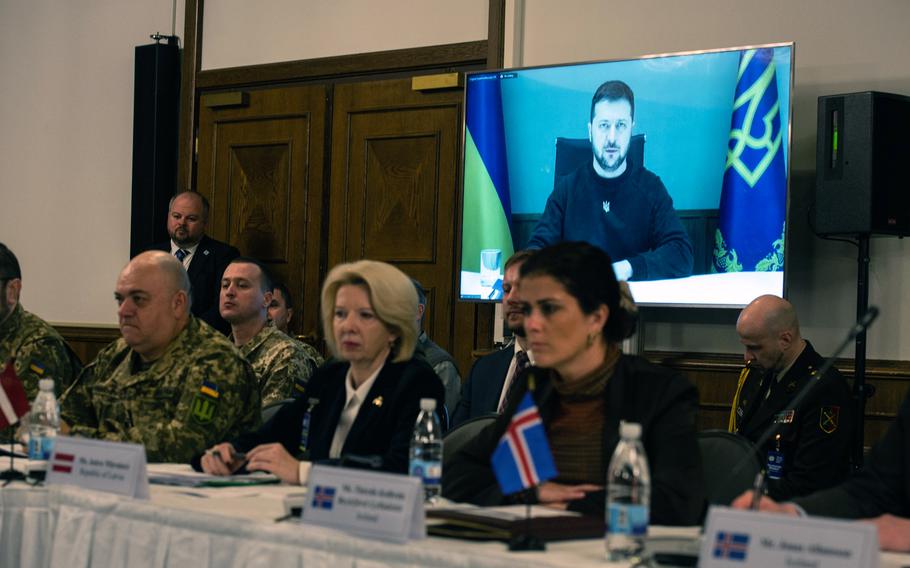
[419,398,436,411]
[38,378,55,391]
[619,421,641,439]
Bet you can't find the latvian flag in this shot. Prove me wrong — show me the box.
[491,391,557,495]
[51,452,75,474]
[0,359,30,429]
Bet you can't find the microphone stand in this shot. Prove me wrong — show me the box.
[0,428,27,485]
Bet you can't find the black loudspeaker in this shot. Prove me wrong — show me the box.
[815,91,910,236]
[129,39,180,258]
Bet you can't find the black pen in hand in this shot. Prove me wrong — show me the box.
[750,470,766,510]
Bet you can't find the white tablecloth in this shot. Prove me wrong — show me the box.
[3,481,909,568]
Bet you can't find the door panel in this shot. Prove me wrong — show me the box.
[329,79,465,361]
[196,85,327,341]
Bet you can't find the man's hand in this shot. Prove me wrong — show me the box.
[246,443,300,484]
[863,514,910,552]
[536,481,602,510]
[731,490,799,515]
[612,260,633,281]
[200,442,245,476]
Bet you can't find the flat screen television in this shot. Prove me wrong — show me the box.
[458,43,794,308]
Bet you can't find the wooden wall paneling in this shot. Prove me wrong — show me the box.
[55,325,121,368]
[196,84,327,341]
[328,78,470,372]
[650,351,910,448]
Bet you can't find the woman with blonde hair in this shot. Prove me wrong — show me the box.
[197,260,445,484]
[443,242,704,524]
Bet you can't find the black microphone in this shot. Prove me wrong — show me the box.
[722,306,879,502]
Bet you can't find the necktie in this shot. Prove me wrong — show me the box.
[175,249,188,262]
[499,350,531,413]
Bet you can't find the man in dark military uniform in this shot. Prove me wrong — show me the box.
[0,243,81,437]
[60,251,260,462]
[730,294,854,501]
[220,258,322,406]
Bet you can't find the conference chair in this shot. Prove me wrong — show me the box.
[261,398,296,424]
[697,429,762,506]
[443,414,497,462]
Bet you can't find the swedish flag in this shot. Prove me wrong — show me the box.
[461,74,515,273]
[713,48,787,273]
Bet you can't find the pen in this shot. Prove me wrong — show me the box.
[751,470,766,510]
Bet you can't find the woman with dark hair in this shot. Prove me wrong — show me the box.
[443,242,704,525]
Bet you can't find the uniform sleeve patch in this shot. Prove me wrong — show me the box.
[820,406,840,434]
[199,380,220,400]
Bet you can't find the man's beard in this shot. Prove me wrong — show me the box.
[594,145,628,173]
[507,321,525,338]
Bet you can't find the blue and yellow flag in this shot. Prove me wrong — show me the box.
[713,48,787,273]
[461,74,515,273]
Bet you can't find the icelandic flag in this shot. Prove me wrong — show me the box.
[311,485,336,510]
[713,531,750,561]
[713,48,788,273]
[491,391,557,495]
[0,359,30,429]
[461,73,516,273]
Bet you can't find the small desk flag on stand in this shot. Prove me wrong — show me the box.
[491,391,557,495]
[0,360,29,429]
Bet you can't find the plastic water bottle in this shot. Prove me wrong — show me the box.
[409,398,443,502]
[606,421,651,562]
[27,378,60,479]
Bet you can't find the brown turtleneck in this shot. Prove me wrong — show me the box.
[548,346,620,485]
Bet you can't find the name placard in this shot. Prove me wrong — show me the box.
[701,506,878,568]
[45,436,149,499]
[301,465,424,542]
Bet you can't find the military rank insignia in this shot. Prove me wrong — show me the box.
[191,380,220,424]
[773,410,795,424]
[820,405,840,434]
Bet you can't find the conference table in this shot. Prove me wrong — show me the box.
[1,469,908,568]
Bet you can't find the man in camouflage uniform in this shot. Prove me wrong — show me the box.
[0,243,81,437]
[60,251,260,463]
[220,258,321,406]
[411,279,461,416]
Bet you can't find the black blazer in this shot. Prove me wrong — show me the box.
[150,235,239,334]
[450,344,514,427]
[443,354,706,525]
[220,357,446,474]
[796,389,910,520]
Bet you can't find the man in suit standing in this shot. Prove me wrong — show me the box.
[450,250,534,428]
[151,191,239,334]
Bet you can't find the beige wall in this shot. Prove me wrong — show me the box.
[201,0,488,70]
[4,0,910,360]
[0,0,184,326]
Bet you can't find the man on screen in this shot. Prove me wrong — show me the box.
[527,80,693,281]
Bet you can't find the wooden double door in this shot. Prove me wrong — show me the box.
[195,78,481,370]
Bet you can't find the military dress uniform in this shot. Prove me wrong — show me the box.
[236,323,323,406]
[0,304,81,437]
[61,317,260,462]
[730,341,854,501]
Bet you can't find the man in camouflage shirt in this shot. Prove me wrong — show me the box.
[0,243,82,437]
[220,258,322,406]
[60,251,260,463]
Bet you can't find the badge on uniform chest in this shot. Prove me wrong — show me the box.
[773,410,795,424]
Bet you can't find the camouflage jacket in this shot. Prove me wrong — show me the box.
[60,317,260,462]
[237,323,323,406]
[0,304,81,438]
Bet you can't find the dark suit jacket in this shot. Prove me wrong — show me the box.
[796,389,910,519]
[442,354,705,525]
[221,357,446,474]
[450,344,514,427]
[150,235,239,334]
[735,341,854,500]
